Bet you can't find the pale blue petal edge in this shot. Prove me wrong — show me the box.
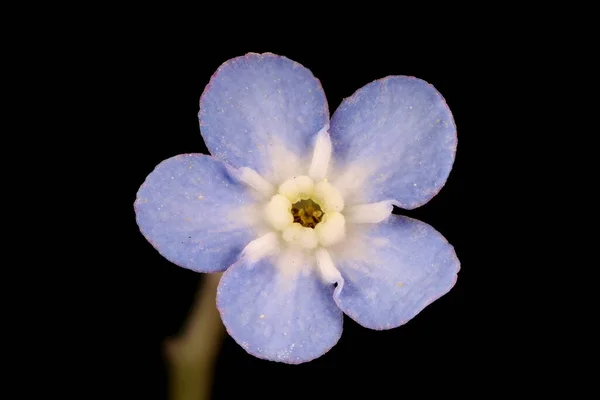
[332,215,460,330]
[199,52,329,181]
[134,154,258,273]
[217,255,343,364]
[330,76,457,209]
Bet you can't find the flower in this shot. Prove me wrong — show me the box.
[135,52,460,364]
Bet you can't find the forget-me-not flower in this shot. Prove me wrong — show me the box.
[135,52,460,364]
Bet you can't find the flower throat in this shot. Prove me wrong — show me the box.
[291,199,323,228]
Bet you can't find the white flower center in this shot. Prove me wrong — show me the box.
[237,126,393,283]
[265,174,346,249]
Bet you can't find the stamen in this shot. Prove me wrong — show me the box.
[315,212,346,247]
[242,232,279,263]
[308,127,332,181]
[291,199,323,228]
[344,201,393,223]
[315,248,341,284]
[238,167,275,197]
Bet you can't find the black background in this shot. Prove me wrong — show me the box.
[116,35,478,399]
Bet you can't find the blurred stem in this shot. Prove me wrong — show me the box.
[165,272,224,400]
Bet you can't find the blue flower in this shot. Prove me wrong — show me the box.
[135,53,460,364]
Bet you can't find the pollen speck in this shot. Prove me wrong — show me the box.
[185,217,190,221]
[197,195,203,200]
[397,282,403,287]
[260,314,265,319]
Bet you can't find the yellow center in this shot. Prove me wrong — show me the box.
[291,199,323,228]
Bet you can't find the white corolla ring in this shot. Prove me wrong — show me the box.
[265,174,346,249]
[236,127,397,284]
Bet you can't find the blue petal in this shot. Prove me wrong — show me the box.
[217,255,343,364]
[330,76,457,209]
[332,215,459,330]
[134,154,259,273]
[199,53,329,182]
